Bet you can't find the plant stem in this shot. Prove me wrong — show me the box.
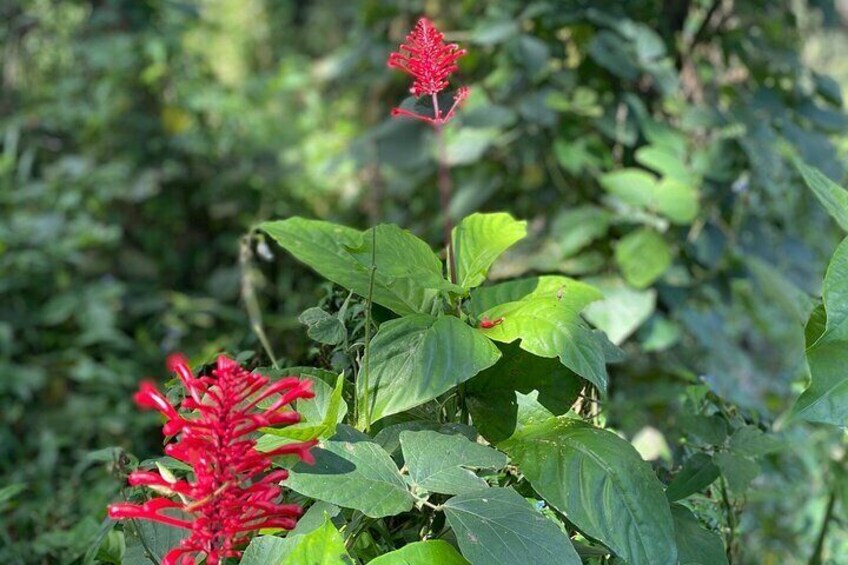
[239,232,279,369]
[432,110,457,285]
[719,476,736,562]
[361,226,377,433]
[809,488,837,565]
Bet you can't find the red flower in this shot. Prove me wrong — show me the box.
[388,17,469,125]
[108,355,317,565]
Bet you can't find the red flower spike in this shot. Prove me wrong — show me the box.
[388,17,468,125]
[108,355,317,565]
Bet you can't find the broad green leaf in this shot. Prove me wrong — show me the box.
[549,206,612,257]
[241,517,353,565]
[582,276,656,345]
[399,430,507,495]
[635,145,690,183]
[820,236,848,344]
[451,212,527,288]
[671,504,728,565]
[727,426,782,457]
[285,426,414,518]
[499,416,677,565]
[614,228,672,288]
[241,536,290,565]
[357,314,501,426]
[796,160,848,231]
[444,127,498,166]
[443,487,581,565]
[469,275,602,316]
[299,307,346,345]
[793,340,848,426]
[665,453,720,501]
[478,297,608,393]
[655,177,699,224]
[261,218,458,315]
[794,238,848,425]
[714,452,759,494]
[122,521,188,565]
[375,421,476,458]
[368,540,469,565]
[261,371,346,441]
[599,169,698,224]
[289,501,341,537]
[281,517,353,565]
[679,414,728,446]
[466,343,582,443]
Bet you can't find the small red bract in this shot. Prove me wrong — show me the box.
[107,355,317,565]
[387,17,468,125]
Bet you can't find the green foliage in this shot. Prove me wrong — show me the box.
[356,314,501,425]
[400,430,507,495]
[442,488,581,565]
[500,416,677,565]
[6,0,848,563]
[451,212,527,288]
[285,426,414,518]
[368,540,468,565]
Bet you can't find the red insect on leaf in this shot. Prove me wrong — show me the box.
[478,316,505,329]
[387,17,469,125]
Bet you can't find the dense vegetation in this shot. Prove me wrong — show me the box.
[2,1,848,563]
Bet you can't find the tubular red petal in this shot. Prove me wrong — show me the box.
[109,354,315,563]
[387,17,466,98]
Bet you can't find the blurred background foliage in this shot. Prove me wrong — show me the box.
[2,0,848,563]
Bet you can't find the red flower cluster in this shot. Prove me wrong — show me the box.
[388,17,469,125]
[108,355,317,565]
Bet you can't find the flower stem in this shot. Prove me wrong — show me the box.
[361,226,377,433]
[433,118,457,286]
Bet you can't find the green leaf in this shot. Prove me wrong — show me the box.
[819,236,848,344]
[443,487,581,565]
[793,237,848,425]
[122,521,188,565]
[582,276,656,345]
[399,430,507,495]
[477,297,608,393]
[285,426,414,518]
[444,128,498,166]
[241,516,353,565]
[261,371,346,441]
[671,504,728,565]
[289,501,341,537]
[299,307,346,345]
[727,426,782,457]
[357,314,501,426]
[281,517,354,565]
[599,169,698,224]
[499,416,677,565]
[469,275,602,316]
[635,145,690,183]
[714,452,760,494]
[665,453,720,501]
[614,228,672,288]
[466,343,582,443]
[368,540,469,565]
[261,219,459,316]
[796,160,848,231]
[241,536,290,565]
[549,206,612,257]
[451,212,527,289]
